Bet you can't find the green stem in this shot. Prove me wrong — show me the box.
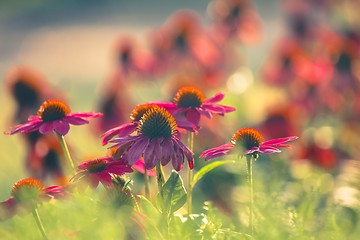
[187,132,194,215]
[246,155,254,236]
[55,132,75,174]
[156,162,165,198]
[32,208,49,240]
[144,168,150,199]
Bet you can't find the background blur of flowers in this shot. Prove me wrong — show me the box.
[1,0,360,238]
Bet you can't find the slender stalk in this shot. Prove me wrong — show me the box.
[156,162,165,197]
[187,132,194,215]
[32,208,49,240]
[246,155,254,236]
[55,132,75,174]
[144,168,150,199]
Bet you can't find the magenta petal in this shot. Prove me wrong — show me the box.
[39,122,54,134]
[262,136,299,146]
[200,144,233,158]
[259,145,281,154]
[97,171,112,185]
[204,92,224,103]
[65,116,89,125]
[124,136,150,165]
[53,120,70,135]
[107,161,133,175]
[133,159,156,176]
[68,112,103,118]
[148,101,177,113]
[197,108,213,119]
[186,108,201,126]
[204,151,229,161]
[101,122,138,145]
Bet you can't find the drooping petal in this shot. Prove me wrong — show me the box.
[174,138,194,169]
[53,120,70,135]
[5,121,41,135]
[261,136,298,146]
[107,161,133,175]
[199,144,234,158]
[68,112,103,118]
[109,135,140,149]
[171,143,184,171]
[39,122,54,134]
[204,92,224,103]
[96,171,113,185]
[144,138,162,170]
[258,145,282,154]
[124,136,150,165]
[197,108,213,118]
[64,116,89,125]
[160,139,173,166]
[101,122,138,145]
[133,159,156,176]
[186,108,201,126]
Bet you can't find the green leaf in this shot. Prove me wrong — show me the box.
[157,171,187,214]
[193,160,235,187]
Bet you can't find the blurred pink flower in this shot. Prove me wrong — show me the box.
[0,178,65,220]
[200,128,298,161]
[110,106,194,171]
[72,157,133,188]
[154,86,235,130]
[5,99,103,136]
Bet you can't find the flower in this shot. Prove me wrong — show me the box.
[200,128,298,161]
[5,99,103,136]
[101,103,156,145]
[110,106,194,171]
[154,86,235,130]
[72,157,133,188]
[0,178,65,220]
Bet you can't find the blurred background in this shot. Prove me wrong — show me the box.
[1,0,360,215]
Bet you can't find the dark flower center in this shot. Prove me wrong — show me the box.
[173,87,205,108]
[11,178,44,203]
[231,128,264,151]
[130,104,156,122]
[140,106,177,140]
[37,100,71,122]
[86,159,107,173]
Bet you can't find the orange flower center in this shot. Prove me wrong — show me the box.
[173,87,205,108]
[130,104,156,122]
[37,100,71,122]
[11,178,44,203]
[140,106,177,139]
[231,128,264,151]
[86,159,107,173]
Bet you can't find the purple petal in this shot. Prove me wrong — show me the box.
[173,138,194,169]
[204,92,224,103]
[64,116,89,125]
[39,122,54,134]
[101,122,138,145]
[204,151,230,161]
[144,138,162,170]
[160,139,173,166]
[171,143,184,171]
[53,120,70,135]
[124,136,150,165]
[109,135,139,149]
[28,115,41,121]
[261,136,298,146]
[186,108,201,126]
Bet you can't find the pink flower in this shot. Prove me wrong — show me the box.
[5,100,103,136]
[200,128,298,161]
[133,158,156,176]
[101,103,157,145]
[110,106,194,171]
[0,178,65,220]
[154,87,235,130]
[72,157,133,188]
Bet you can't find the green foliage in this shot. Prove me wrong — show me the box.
[157,170,187,214]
